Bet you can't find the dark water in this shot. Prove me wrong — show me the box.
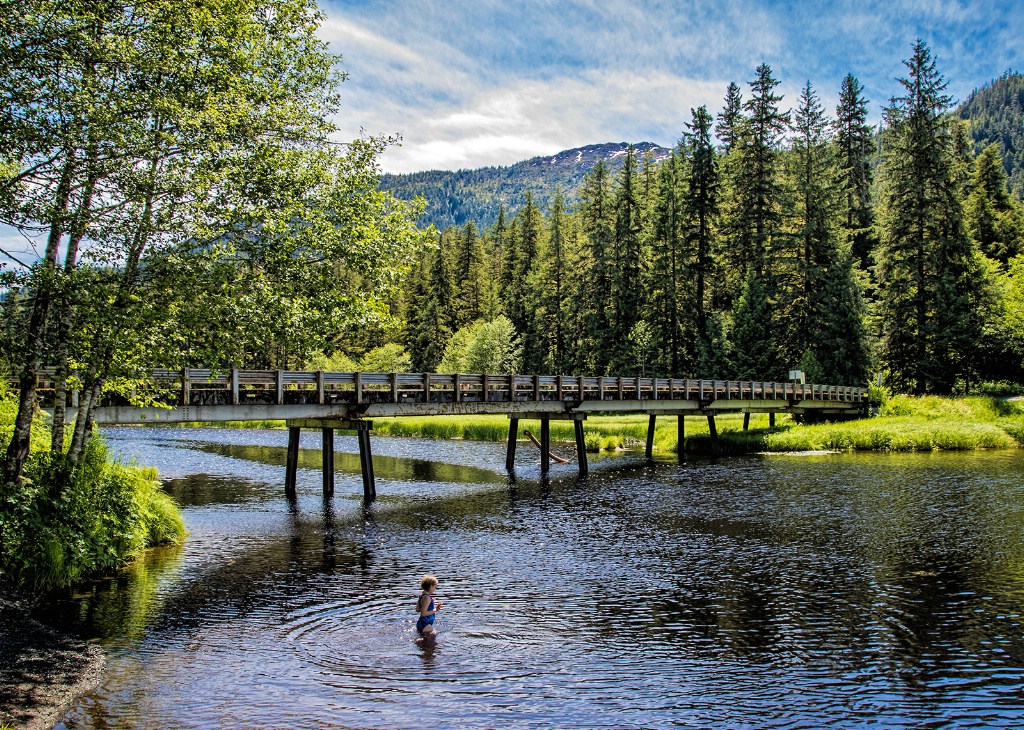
[40,427,1024,729]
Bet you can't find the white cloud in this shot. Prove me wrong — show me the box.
[374,72,728,173]
[322,0,1023,173]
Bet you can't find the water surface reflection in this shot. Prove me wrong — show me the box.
[41,428,1024,728]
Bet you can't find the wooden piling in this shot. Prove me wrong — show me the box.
[706,413,720,457]
[677,414,685,462]
[574,418,588,475]
[506,417,519,472]
[743,412,750,431]
[646,413,656,459]
[285,426,300,498]
[322,428,334,497]
[769,412,776,427]
[358,427,376,501]
[540,418,550,475]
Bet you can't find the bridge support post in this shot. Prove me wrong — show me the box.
[646,413,656,459]
[357,427,376,501]
[285,426,300,498]
[677,414,685,462]
[706,413,721,457]
[743,412,750,431]
[506,417,519,472]
[574,418,588,476]
[540,417,550,476]
[769,412,776,427]
[322,428,334,498]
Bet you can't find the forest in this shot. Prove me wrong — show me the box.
[385,43,1024,396]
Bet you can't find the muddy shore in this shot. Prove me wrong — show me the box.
[0,585,103,730]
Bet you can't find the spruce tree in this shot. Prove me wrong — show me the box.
[453,221,487,329]
[579,160,615,373]
[684,106,721,368]
[966,143,1024,263]
[788,81,837,364]
[483,206,508,319]
[530,189,572,372]
[735,63,790,276]
[715,82,744,153]
[729,268,780,379]
[834,74,877,269]
[647,148,685,375]
[610,145,644,372]
[877,40,990,393]
[510,193,543,369]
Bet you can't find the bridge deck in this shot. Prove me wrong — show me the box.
[20,369,870,498]
[25,369,869,424]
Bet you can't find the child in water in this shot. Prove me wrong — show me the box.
[416,575,443,635]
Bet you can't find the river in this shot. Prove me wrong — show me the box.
[39,426,1024,728]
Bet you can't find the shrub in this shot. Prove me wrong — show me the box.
[0,386,185,591]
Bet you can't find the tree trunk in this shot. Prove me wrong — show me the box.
[51,162,99,455]
[67,378,101,463]
[3,159,74,486]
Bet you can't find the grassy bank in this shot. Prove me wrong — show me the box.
[0,386,186,591]
[370,395,1024,455]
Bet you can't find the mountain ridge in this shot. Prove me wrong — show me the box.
[379,141,671,231]
[383,73,1024,232]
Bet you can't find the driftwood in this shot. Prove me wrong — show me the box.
[522,429,571,463]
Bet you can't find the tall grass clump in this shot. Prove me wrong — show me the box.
[0,385,185,590]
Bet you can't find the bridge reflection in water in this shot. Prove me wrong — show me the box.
[34,368,870,501]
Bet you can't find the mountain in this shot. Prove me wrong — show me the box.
[379,141,672,231]
[958,71,1024,198]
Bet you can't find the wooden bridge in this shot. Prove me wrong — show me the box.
[31,368,870,501]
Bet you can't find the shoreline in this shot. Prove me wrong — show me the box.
[0,584,104,730]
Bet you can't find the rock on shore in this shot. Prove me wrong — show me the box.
[0,588,104,730]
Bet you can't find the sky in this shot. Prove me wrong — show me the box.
[2,0,1021,266]
[325,0,1022,173]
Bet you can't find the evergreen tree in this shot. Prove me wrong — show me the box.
[789,80,837,363]
[684,106,721,367]
[509,193,543,369]
[610,145,644,372]
[735,63,790,276]
[834,74,877,269]
[966,143,1024,263]
[647,148,685,375]
[715,82,744,153]
[483,206,508,319]
[413,234,457,371]
[729,269,780,379]
[814,251,871,384]
[530,190,572,372]
[452,221,488,329]
[877,40,990,393]
[579,160,615,373]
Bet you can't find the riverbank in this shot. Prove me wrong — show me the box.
[136,394,1024,454]
[0,584,104,730]
[369,394,1024,454]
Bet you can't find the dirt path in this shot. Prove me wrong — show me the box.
[0,589,104,730]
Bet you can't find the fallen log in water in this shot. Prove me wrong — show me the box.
[522,429,571,463]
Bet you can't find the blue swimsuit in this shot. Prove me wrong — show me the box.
[416,592,436,634]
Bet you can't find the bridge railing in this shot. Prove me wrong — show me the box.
[14,368,870,409]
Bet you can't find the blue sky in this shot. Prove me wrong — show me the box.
[324,0,1022,173]
[1,0,1020,265]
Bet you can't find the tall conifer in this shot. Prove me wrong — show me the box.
[610,145,644,372]
[877,40,990,393]
[579,160,615,372]
[835,74,877,269]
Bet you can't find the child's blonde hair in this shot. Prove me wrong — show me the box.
[420,575,438,591]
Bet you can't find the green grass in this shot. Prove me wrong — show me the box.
[370,396,1024,455]
[123,392,1024,456]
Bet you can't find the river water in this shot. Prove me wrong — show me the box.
[40,427,1024,729]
